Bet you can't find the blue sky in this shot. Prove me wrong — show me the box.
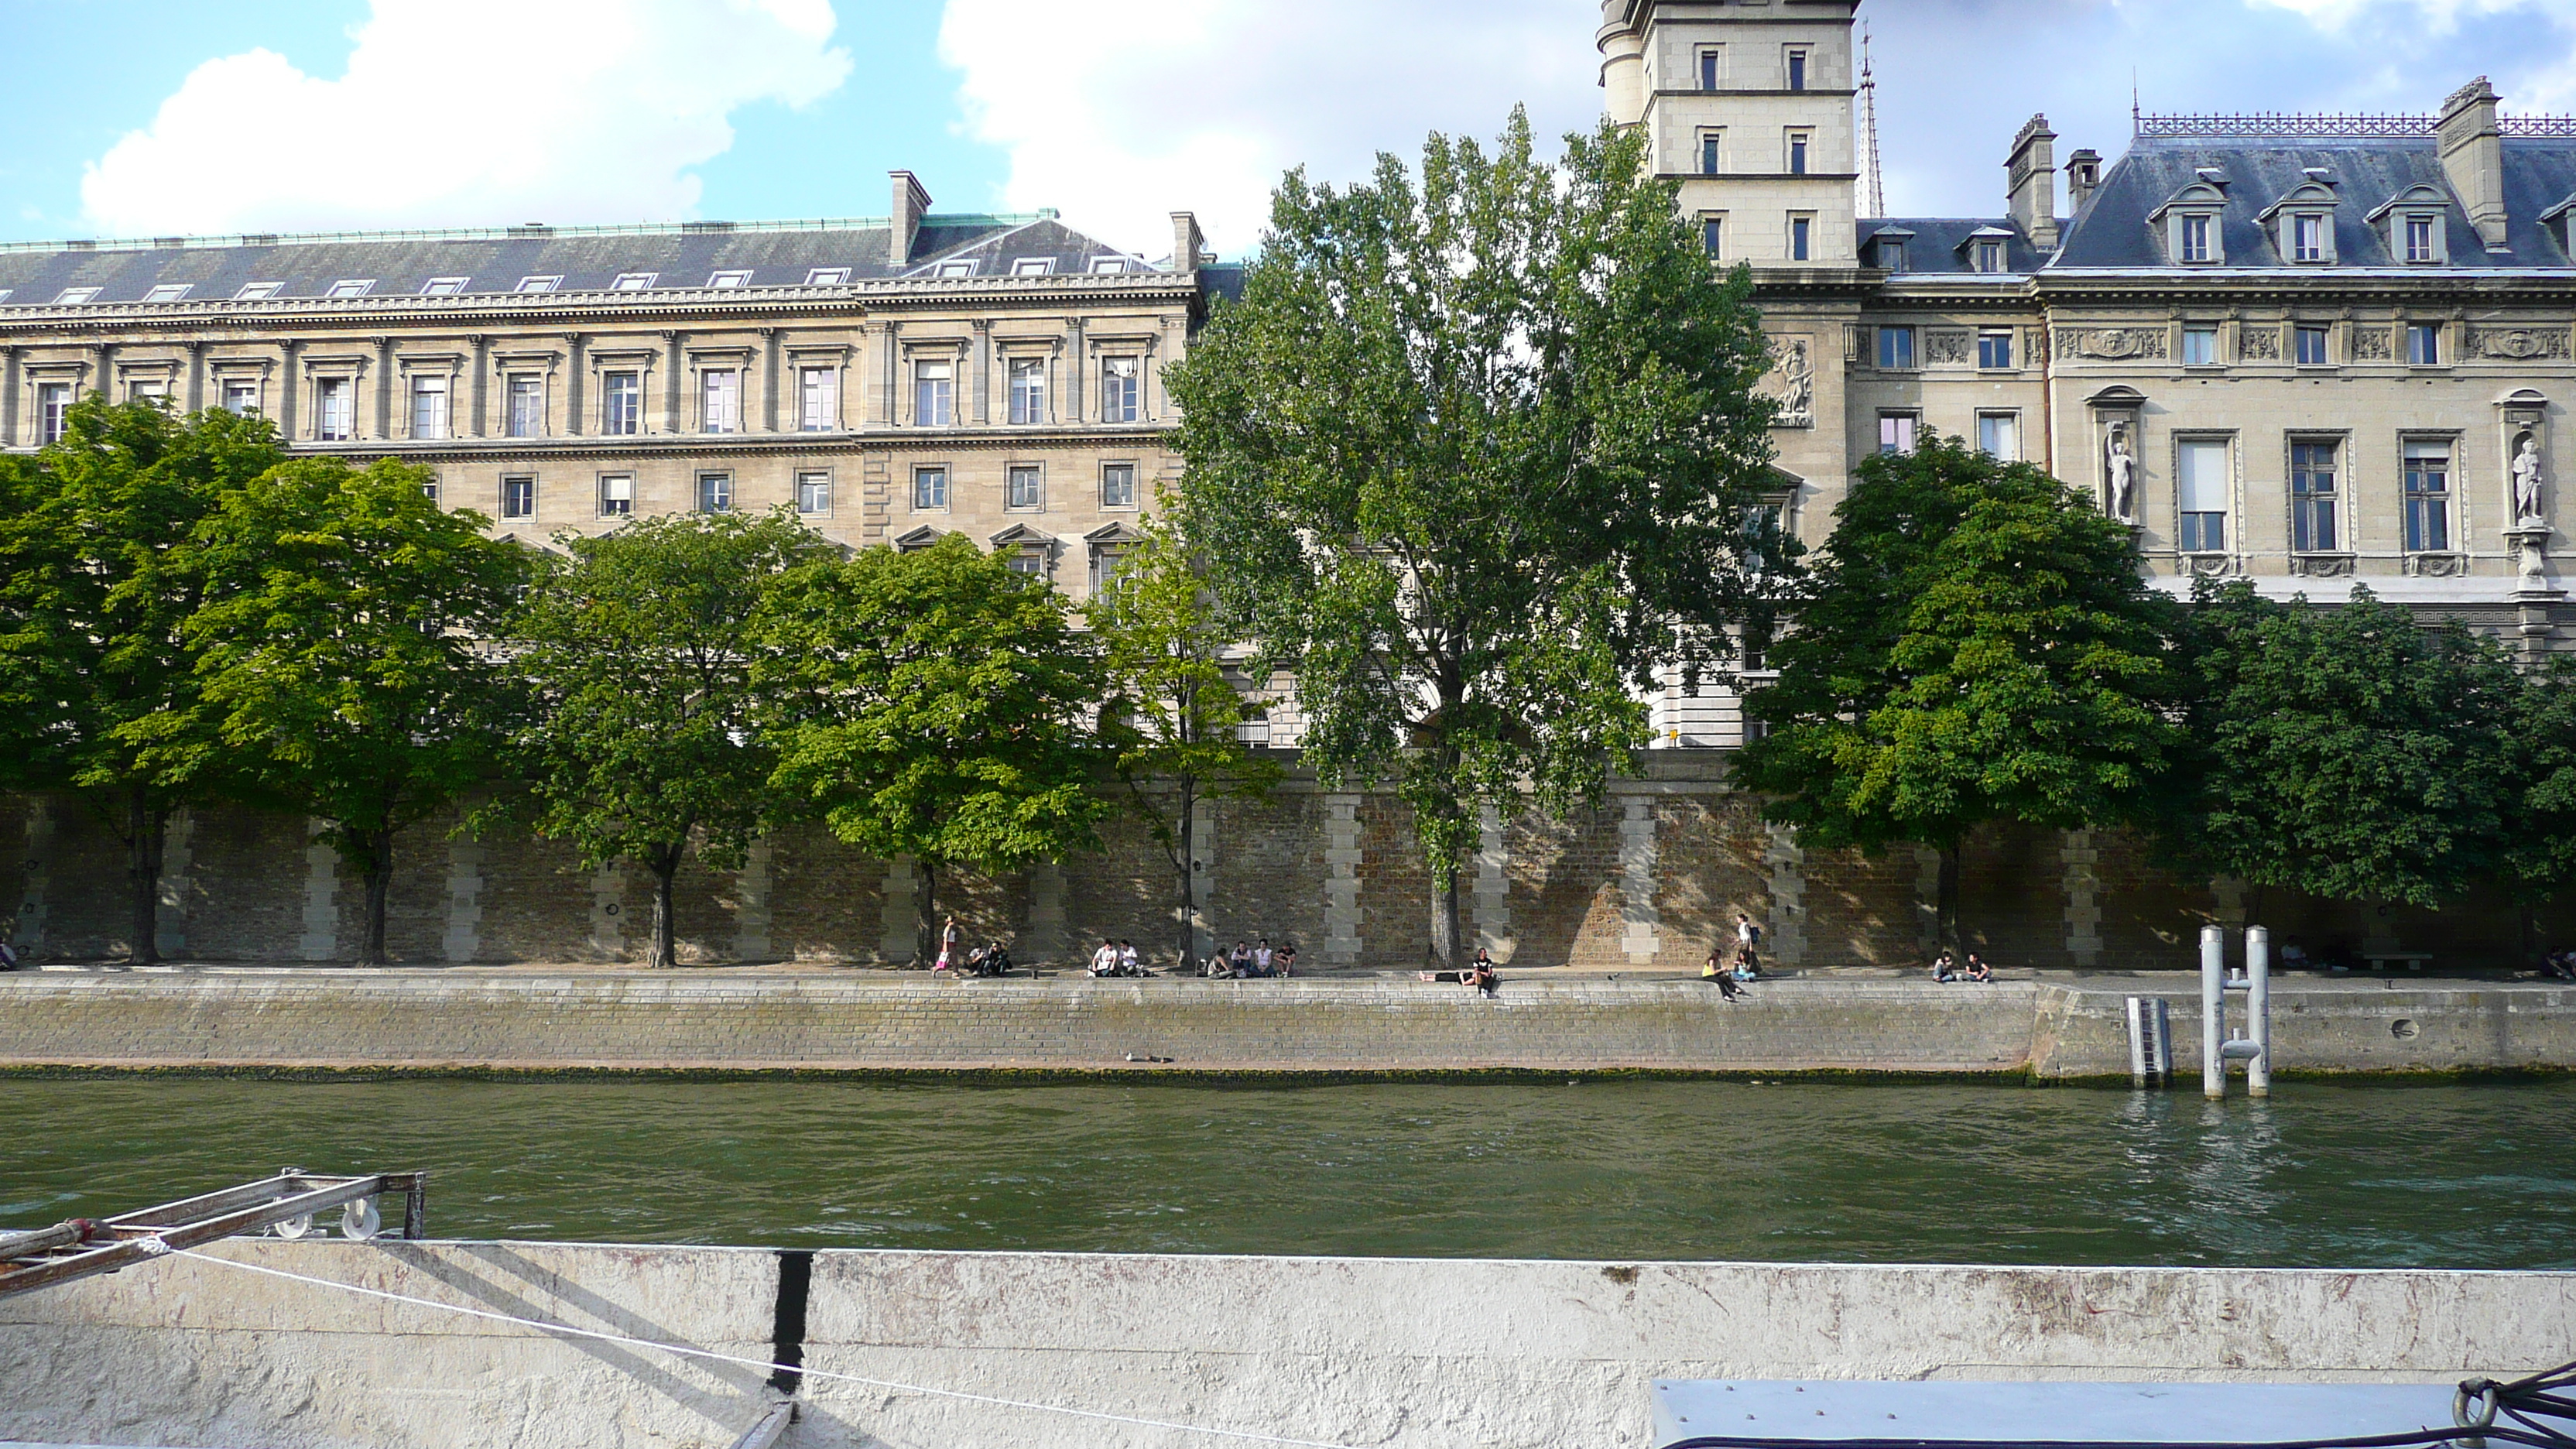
[3,0,2571,259]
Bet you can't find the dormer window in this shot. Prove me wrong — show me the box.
[2259,180,2338,265]
[2181,215,2213,262]
[2292,214,2325,262]
[1976,239,2004,272]
[2369,185,2451,265]
[1879,240,1906,271]
[2152,180,2228,265]
[2405,218,2436,262]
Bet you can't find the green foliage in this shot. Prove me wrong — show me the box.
[2508,656,2576,909]
[1738,435,2185,942]
[1091,517,1284,964]
[752,533,1107,961]
[0,396,286,960]
[1165,108,1782,961]
[500,508,838,966]
[2169,581,2522,910]
[176,457,530,963]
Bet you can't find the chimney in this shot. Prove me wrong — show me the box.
[2065,148,2104,214]
[2006,115,2060,251]
[1171,212,1206,275]
[890,170,931,268]
[2439,77,2509,252]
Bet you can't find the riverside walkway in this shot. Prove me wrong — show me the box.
[2,963,2570,1079]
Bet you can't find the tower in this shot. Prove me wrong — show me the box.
[1598,0,1864,266]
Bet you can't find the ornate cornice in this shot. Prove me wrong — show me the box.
[186,423,1181,466]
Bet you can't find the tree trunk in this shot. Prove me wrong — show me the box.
[124,786,166,966]
[1432,866,1463,968]
[358,827,394,967]
[1936,841,1962,951]
[1176,781,1198,972]
[2248,881,2269,933]
[914,858,940,967]
[646,843,683,968]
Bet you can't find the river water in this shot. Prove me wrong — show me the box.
[4,1077,2570,1267]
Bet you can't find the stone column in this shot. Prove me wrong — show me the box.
[1763,821,1807,968]
[1067,317,1087,422]
[4,346,23,447]
[2060,830,2102,968]
[1322,793,1363,966]
[879,856,918,963]
[588,863,629,961]
[566,334,587,437]
[1025,861,1070,964]
[183,341,204,415]
[17,796,53,956]
[153,807,196,959]
[734,835,773,962]
[1471,803,1512,962]
[880,324,900,426]
[94,343,116,408]
[1619,798,1661,965]
[662,331,687,435]
[469,334,488,437]
[297,820,340,962]
[372,336,394,440]
[441,817,485,963]
[277,341,300,441]
[971,320,991,425]
[758,327,779,433]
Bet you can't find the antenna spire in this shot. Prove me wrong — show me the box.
[1858,21,1886,218]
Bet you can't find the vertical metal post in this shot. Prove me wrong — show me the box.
[2245,926,2271,1098]
[2126,996,2148,1086]
[2201,923,2226,1100]
[402,1173,428,1242]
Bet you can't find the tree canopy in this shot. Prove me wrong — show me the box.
[1166,108,1783,962]
[1738,434,2186,945]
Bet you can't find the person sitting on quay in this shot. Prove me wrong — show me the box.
[1118,939,1142,976]
[1929,948,1959,983]
[1464,949,1500,999]
[1276,942,1297,977]
[1963,953,1994,984]
[1089,939,1122,978]
[1254,938,1274,976]
[2543,949,2576,981]
[1701,947,1743,1001]
[1230,940,1257,977]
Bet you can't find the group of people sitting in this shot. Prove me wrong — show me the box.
[2543,949,2576,980]
[1088,939,1151,977]
[1698,913,1766,999]
[1200,939,1295,978]
[930,920,1018,977]
[1927,949,1995,983]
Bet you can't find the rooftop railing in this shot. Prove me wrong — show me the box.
[2135,111,2576,139]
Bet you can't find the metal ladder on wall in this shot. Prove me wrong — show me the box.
[0,1169,427,1299]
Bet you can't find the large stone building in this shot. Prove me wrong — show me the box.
[0,173,1222,605]
[1603,0,2576,745]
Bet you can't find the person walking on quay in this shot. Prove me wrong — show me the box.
[1733,911,1763,975]
[935,915,964,973]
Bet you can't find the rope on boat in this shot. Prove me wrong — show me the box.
[170,1246,1371,1449]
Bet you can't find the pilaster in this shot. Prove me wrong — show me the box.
[1188,794,1217,961]
[297,820,339,962]
[153,807,195,959]
[1026,860,1070,964]
[1620,800,1661,964]
[587,862,628,961]
[442,820,485,964]
[879,856,918,962]
[1323,793,1362,965]
[17,796,52,955]
[734,835,773,962]
[1913,843,1943,950]
[1763,820,1807,967]
[1472,803,1513,962]
[2060,830,2102,968]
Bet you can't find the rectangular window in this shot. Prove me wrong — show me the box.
[410,374,450,440]
[128,378,168,403]
[142,283,190,303]
[1786,49,1808,91]
[934,259,978,277]
[1091,544,1129,597]
[611,272,657,290]
[913,358,954,426]
[707,269,752,288]
[701,369,740,433]
[796,471,831,516]
[697,473,733,513]
[1978,331,2014,369]
[603,371,642,435]
[1976,239,2005,273]
[325,279,373,298]
[1701,218,1723,258]
[1977,413,2019,460]
[2182,326,2219,366]
[2406,217,2436,263]
[2292,214,2324,262]
[2296,325,2330,366]
[507,375,544,437]
[223,379,259,416]
[516,276,561,293]
[2408,324,2442,365]
[2180,214,2211,263]
[501,475,536,521]
[1791,216,1812,262]
[1878,413,1917,455]
[1101,461,1139,508]
[316,377,355,440]
[236,281,283,300]
[420,277,468,296]
[1876,325,1916,371]
[598,474,634,518]
[798,365,838,431]
[1007,463,1043,509]
[53,286,101,304]
[1006,546,1046,577]
[1700,132,1721,176]
[1089,256,1129,274]
[2177,439,2230,552]
[1878,240,1906,272]
[913,465,948,510]
[1787,132,1809,176]
[1102,357,1141,423]
[1010,257,1053,276]
[36,383,70,444]
[805,267,851,285]
[1699,47,1721,91]
[1008,358,1046,424]
[2404,440,2452,552]
[2290,441,2338,553]
[420,476,440,508]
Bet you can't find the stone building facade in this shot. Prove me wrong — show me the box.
[0,173,1224,601]
[1601,0,2576,745]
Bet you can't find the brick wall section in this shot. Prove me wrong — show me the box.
[1649,792,1771,970]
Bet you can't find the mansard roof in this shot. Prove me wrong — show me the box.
[1850,217,2060,274]
[2054,134,2576,269]
[0,212,1168,307]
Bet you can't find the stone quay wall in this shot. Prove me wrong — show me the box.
[10,759,2574,972]
[5,1240,2571,1449]
[3,971,2571,1078]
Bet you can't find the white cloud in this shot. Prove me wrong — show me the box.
[937,0,1601,259]
[81,0,851,236]
[2254,0,2567,26]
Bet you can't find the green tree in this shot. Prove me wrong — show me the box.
[2169,581,2521,918]
[1738,434,2185,947]
[2506,656,2576,963]
[1091,518,1284,968]
[1166,109,1783,964]
[0,397,286,962]
[500,509,837,968]
[752,534,1106,964]
[174,458,530,964]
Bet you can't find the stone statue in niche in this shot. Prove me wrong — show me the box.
[2513,433,2547,522]
[2105,426,2138,522]
[1769,337,1813,427]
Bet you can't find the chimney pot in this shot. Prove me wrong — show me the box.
[2437,78,2509,252]
[891,171,933,269]
[2006,115,2060,252]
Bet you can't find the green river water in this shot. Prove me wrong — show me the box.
[4,1077,2571,1267]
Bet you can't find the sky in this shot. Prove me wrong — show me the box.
[2,0,2573,260]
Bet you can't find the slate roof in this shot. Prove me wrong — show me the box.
[0,213,1168,307]
[1852,217,2060,275]
[2053,134,2576,269]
